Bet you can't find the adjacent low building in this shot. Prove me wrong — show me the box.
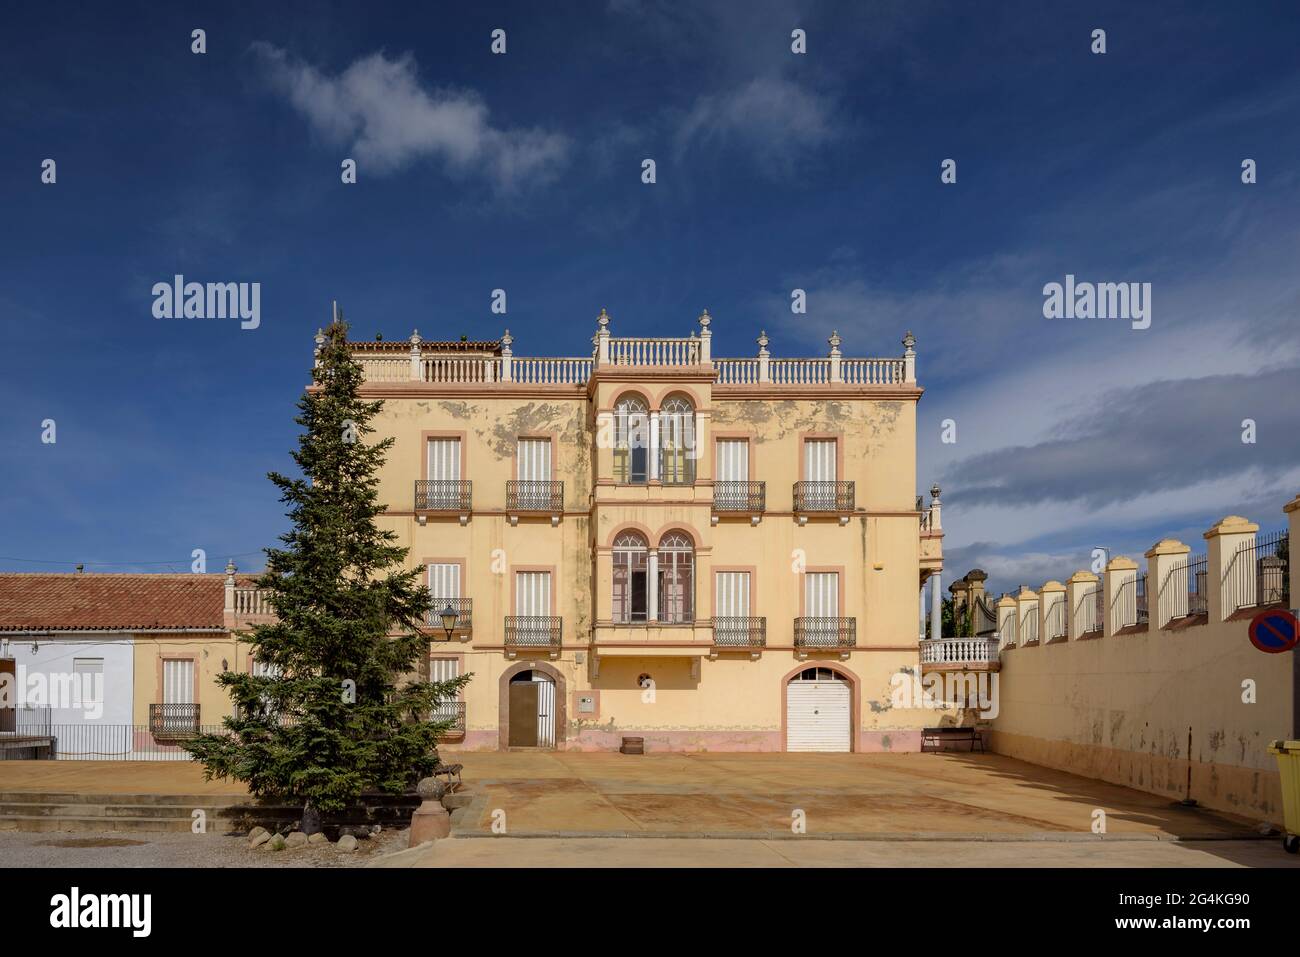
[0,572,258,756]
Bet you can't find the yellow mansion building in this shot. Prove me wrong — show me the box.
[345,308,946,752]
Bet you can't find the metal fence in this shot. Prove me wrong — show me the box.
[1224,531,1290,613]
[1077,582,1103,634]
[0,722,229,761]
[1044,597,1067,639]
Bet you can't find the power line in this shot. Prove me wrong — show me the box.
[0,550,268,567]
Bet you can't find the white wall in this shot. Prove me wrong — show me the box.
[3,634,135,726]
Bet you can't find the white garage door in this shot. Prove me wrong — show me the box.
[786,669,851,752]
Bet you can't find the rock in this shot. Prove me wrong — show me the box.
[248,826,269,841]
[285,831,309,848]
[337,834,358,852]
[268,833,287,851]
[249,831,271,849]
[307,832,329,846]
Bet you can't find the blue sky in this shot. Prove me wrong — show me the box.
[2,1,1298,595]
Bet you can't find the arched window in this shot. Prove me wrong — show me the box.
[659,394,696,485]
[612,531,649,623]
[613,395,649,484]
[791,666,846,682]
[657,531,695,624]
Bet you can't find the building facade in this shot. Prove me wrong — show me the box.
[347,309,945,752]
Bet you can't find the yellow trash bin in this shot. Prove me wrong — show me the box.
[1268,740,1300,854]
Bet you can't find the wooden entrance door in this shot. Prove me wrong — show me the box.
[0,659,14,732]
[508,681,540,747]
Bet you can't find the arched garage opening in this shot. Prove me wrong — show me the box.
[783,666,855,752]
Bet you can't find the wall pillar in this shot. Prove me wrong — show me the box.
[902,332,916,385]
[648,411,661,481]
[1039,580,1066,641]
[408,330,422,380]
[930,570,942,641]
[1103,556,1138,636]
[997,594,1017,648]
[757,331,771,383]
[1284,495,1300,609]
[500,329,513,382]
[647,549,659,623]
[1145,538,1190,631]
[1015,586,1039,644]
[1066,570,1098,640]
[1204,515,1259,623]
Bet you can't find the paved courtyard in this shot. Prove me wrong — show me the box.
[3,751,1292,870]
[441,751,1270,840]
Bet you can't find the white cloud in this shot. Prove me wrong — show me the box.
[251,44,569,191]
[674,75,837,175]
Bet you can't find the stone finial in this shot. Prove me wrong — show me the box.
[757,330,770,357]
[698,308,711,331]
[930,484,941,501]
[597,307,611,331]
[410,329,421,347]
[313,327,325,351]
[501,329,514,355]
[828,330,842,356]
[902,331,916,354]
[224,560,236,578]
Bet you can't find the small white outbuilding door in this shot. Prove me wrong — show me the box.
[786,667,851,752]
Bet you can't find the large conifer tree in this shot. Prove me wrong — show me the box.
[190,318,467,825]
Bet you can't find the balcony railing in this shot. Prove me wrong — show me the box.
[794,617,857,650]
[793,481,855,512]
[919,637,1001,666]
[714,481,765,513]
[712,616,766,650]
[659,449,697,486]
[425,597,472,634]
[504,616,562,656]
[414,479,472,512]
[431,700,466,734]
[148,703,200,738]
[506,480,564,512]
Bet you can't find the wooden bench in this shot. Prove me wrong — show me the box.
[921,727,985,753]
[432,762,463,791]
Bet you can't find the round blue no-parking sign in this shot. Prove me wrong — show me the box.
[1248,608,1300,653]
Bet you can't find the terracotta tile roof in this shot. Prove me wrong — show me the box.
[0,574,227,633]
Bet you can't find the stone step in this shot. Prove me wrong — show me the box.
[0,802,245,819]
[0,791,245,807]
[0,814,234,834]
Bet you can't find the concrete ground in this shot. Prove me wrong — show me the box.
[0,761,247,795]
[441,751,1270,839]
[5,751,1293,870]
[375,835,1300,868]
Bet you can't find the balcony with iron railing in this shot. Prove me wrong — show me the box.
[793,617,857,657]
[431,700,466,735]
[713,481,766,515]
[712,617,766,654]
[414,479,472,513]
[424,597,472,636]
[793,481,855,515]
[506,480,564,515]
[504,616,562,659]
[148,703,200,739]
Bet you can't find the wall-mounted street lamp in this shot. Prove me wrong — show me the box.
[437,604,458,642]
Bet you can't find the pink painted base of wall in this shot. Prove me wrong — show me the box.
[443,728,923,753]
[989,730,1284,824]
